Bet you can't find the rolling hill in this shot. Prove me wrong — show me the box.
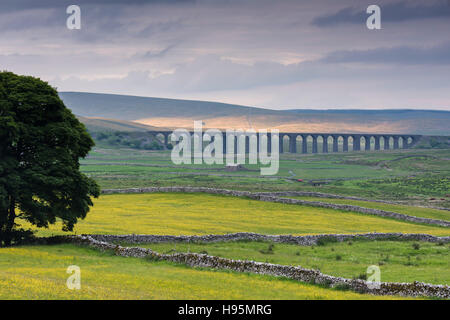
[77,116,168,132]
[60,92,450,135]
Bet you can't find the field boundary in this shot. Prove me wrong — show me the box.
[82,232,450,245]
[41,234,449,299]
[258,191,450,211]
[101,187,450,227]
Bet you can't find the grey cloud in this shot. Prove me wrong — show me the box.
[56,55,402,93]
[1,0,449,109]
[0,4,123,33]
[140,44,178,59]
[312,7,365,27]
[0,5,125,35]
[0,8,63,31]
[0,51,125,77]
[0,3,188,44]
[137,19,185,38]
[0,0,194,12]
[322,43,450,65]
[312,1,450,27]
[53,53,450,101]
[50,51,450,110]
[52,56,323,93]
[158,56,315,92]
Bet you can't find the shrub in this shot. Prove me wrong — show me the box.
[334,283,351,291]
[316,236,338,246]
[259,243,275,254]
[353,273,367,281]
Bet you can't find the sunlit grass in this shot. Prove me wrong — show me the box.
[18,193,450,237]
[0,244,414,300]
[288,196,450,221]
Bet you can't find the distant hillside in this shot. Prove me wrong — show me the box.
[60,92,450,135]
[61,92,280,120]
[77,116,168,132]
[286,109,450,121]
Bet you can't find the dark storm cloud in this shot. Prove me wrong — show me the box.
[0,4,124,36]
[322,43,450,65]
[0,2,187,43]
[312,1,450,27]
[1,0,449,109]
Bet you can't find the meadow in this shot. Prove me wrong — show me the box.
[287,196,450,221]
[3,145,449,300]
[0,244,412,300]
[136,240,450,285]
[81,148,450,207]
[17,193,450,237]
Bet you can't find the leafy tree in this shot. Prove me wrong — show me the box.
[0,72,100,246]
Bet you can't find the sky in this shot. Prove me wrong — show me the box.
[1,0,450,110]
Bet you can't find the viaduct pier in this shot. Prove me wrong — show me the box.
[146,131,422,154]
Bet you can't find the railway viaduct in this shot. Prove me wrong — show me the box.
[146,131,422,154]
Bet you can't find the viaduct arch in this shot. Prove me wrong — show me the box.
[146,131,422,154]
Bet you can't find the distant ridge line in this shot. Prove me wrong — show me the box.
[60,92,450,135]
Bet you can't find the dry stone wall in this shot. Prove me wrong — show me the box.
[101,187,450,227]
[86,232,450,246]
[61,235,450,299]
[258,191,450,211]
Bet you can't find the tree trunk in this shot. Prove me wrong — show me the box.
[0,208,7,247]
[4,197,15,247]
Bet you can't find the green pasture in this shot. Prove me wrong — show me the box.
[287,196,450,221]
[137,240,450,285]
[18,193,450,237]
[81,148,450,206]
[0,244,412,300]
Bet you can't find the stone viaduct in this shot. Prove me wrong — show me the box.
[147,131,422,154]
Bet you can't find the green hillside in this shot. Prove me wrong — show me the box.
[61,91,277,120]
[77,116,167,132]
[60,92,450,135]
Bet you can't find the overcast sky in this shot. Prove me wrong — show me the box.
[1,0,449,110]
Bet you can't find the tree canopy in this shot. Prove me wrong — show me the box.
[0,71,100,246]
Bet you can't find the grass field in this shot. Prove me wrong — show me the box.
[136,240,450,285]
[81,148,450,207]
[0,244,413,300]
[17,193,450,237]
[288,196,450,221]
[4,145,450,300]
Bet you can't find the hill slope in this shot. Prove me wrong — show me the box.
[61,91,279,120]
[60,92,450,135]
[77,116,168,132]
